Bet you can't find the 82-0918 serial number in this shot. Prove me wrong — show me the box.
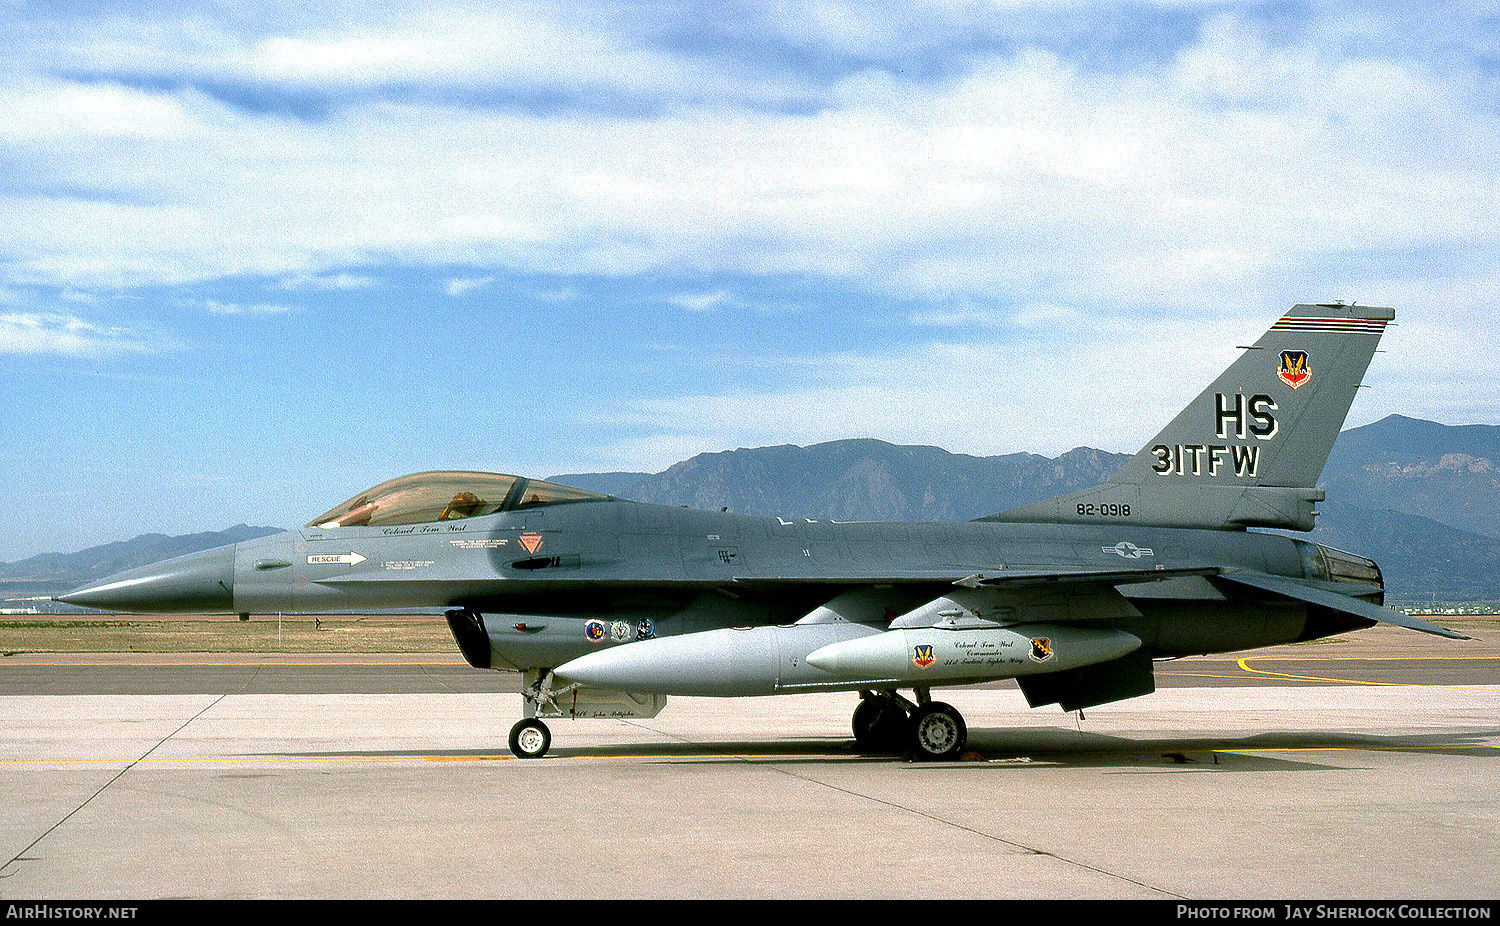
[1078,504,1130,517]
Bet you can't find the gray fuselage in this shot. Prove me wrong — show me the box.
[217,498,1362,672]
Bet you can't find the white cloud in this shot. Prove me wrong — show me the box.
[10,4,814,112]
[202,299,297,315]
[591,311,1258,464]
[669,290,731,312]
[536,286,578,302]
[0,312,167,359]
[3,10,1496,313]
[0,3,1496,418]
[272,272,378,291]
[0,77,194,142]
[444,276,495,297]
[908,305,1005,328]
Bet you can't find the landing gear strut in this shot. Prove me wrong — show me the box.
[852,692,912,753]
[511,668,573,759]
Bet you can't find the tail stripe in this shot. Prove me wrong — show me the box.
[1272,317,1389,333]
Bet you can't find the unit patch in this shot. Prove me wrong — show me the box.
[1030,637,1054,662]
[1277,350,1312,389]
[610,620,631,643]
[637,618,655,640]
[585,619,606,643]
[912,644,935,670]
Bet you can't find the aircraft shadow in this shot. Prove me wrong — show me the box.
[255,727,1500,772]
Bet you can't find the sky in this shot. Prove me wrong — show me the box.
[2,0,1498,560]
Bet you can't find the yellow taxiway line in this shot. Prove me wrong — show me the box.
[1233,656,1496,691]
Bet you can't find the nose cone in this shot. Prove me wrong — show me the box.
[57,543,237,613]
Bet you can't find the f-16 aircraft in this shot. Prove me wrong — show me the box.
[55,303,1465,760]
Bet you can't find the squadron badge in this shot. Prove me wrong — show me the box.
[1029,637,1054,662]
[1277,350,1312,389]
[584,619,606,643]
[912,644,935,670]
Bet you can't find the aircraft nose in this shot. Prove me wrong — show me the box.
[56,543,237,613]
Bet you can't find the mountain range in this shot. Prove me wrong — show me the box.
[563,414,1500,606]
[5,414,1496,608]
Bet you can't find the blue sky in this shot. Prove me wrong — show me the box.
[2,0,1498,559]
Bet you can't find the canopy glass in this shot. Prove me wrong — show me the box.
[308,471,610,528]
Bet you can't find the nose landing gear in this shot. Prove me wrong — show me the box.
[509,669,573,759]
[509,718,552,758]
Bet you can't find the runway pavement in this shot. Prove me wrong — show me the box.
[0,624,1495,899]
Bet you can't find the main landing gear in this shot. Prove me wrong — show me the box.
[852,689,968,761]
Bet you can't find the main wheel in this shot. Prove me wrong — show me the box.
[852,696,911,753]
[508,718,552,758]
[909,702,967,761]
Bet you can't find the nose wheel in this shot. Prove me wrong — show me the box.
[509,718,552,758]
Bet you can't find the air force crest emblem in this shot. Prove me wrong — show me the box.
[1030,637,1054,662]
[1277,350,1311,389]
[912,644,935,670]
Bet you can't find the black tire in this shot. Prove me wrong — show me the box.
[852,696,911,753]
[909,702,967,761]
[508,718,551,758]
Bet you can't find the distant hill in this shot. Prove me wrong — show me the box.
[1322,415,1500,541]
[1301,500,1500,604]
[565,439,1128,522]
[551,418,1498,604]
[544,471,653,498]
[0,524,282,587]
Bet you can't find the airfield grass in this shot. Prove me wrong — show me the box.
[0,616,453,654]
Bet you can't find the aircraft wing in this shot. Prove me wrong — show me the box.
[1216,571,1470,640]
[962,565,1223,587]
[731,564,1222,588]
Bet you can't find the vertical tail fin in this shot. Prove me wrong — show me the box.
[984,304,1393,531]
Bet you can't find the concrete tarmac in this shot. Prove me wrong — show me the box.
[0,625,1496,900]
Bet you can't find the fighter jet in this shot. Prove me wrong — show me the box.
[56,303,1465,760]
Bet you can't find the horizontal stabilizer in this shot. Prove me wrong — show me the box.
[1218,571,1469,640]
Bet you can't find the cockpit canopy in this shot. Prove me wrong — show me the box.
[307,471,611,528]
